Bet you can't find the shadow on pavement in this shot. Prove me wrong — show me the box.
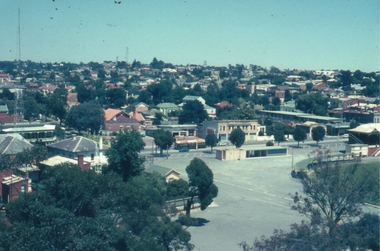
[176,216,210,227]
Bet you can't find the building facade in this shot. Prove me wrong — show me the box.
[202,120,259,142]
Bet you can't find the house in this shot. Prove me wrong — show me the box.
[182,95,205,105]
[2,174,30,203]
[0,74,10,83]
[0,135,33,156]
[38,84,58,96]
[0,124,56,144]
[46,136,108,159]
[128,102,149,113]
[181,95,216,117]
[144,165,181,183]
[214,102,233,109]
[156,103,179,116]
[67,93,79,107]
[0,104,8,114]
[346,123,380,157]
[39,154,92,171]
[128,112,145,124]
[104,108,141,133]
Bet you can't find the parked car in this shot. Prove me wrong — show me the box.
[179,147,189,152]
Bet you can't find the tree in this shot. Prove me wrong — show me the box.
[273,130,285,146]
[166,179,189,200]
[229,128,245,148]
[185,158,218,217]
[306,82,313,92]
[311,126,325,145]
[3,163,194,251]
[291,149,379,231]
[240,149,379,251]
[105,130,145,181]
[205,133,218,152]
[66,100,104,135]
[284,89,292,102]
[178,100,208,125]
[154,129,174,155]
[23,95,44,121]
[293,127,307,147]
[47,85,68,123]
[106,88,127,108]
[76,83,94,103]
[296,93,328,116]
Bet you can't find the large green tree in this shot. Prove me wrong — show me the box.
[293,127,307,147]
[185,158,218,217]
[3,164,194,251]
[178,100,208,125]
[229,128,245,148]
[205,133,218,152]
[274,130,285,146]
[66,100,105,135]
[105,130,145,181]
[106,88,127,108]
[296,93,328,116]
[311,126,325,145]
[154,129,174,155]
[47,85,68,123]
[291,149,379,230]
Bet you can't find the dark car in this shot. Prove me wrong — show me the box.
[179,147,189,152]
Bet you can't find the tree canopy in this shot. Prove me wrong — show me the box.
[273,130,285,146]
[185,158,218,217]
[154,129,174,155]
[65,100,105,135]
[311,126,325,145]
[2,164,194,250]
[296,93,328,116]
[229,128,245,148]
[178,100,208,125]
[293,127,307,147]
[105,130,145,181]
[205,133,218,152]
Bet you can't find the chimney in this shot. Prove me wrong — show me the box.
[78,154,84,170]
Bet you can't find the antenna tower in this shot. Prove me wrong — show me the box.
[14,89,24,125]
[18,7,21,62]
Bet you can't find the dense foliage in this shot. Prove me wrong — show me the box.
[1,164,194,251]
[104,130,145,181]
[185,158,218,217]
[229,128,246,148]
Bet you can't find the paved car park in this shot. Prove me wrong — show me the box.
[154,144,379,251]
[155,152,309,250]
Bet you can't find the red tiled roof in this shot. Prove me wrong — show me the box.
[128,112,145,122]
[104,108,123,121]
[0,114,22,123]
[214,102,233,108]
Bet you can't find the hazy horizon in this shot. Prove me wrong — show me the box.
[2,0,379,72]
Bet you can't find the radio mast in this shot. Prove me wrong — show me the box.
[18,7,21,62]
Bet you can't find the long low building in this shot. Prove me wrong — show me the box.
[216,146,288,161]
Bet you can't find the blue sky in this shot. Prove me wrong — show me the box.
[1,0,379,72]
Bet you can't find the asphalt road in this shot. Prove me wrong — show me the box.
[153,144,379,251]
